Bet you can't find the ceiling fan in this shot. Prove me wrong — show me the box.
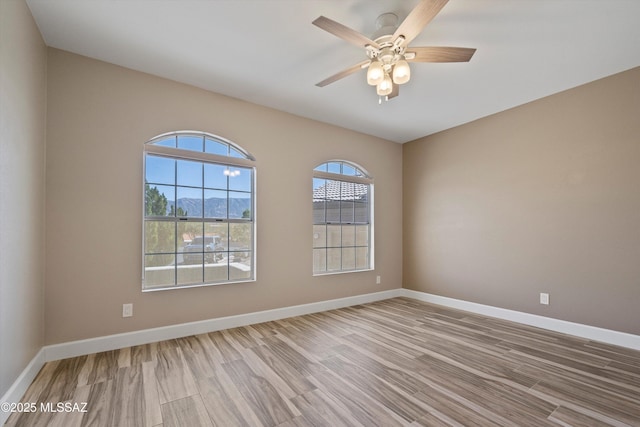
[313,0,476,102]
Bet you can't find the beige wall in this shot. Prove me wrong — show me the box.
[403,67,640,335]
[0,0,47,397]
[45,49,402,345]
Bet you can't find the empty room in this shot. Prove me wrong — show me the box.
[2,0,640,425]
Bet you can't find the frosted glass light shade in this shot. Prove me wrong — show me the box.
[392,59,410,84]
[376,74,393,96]
[367,61,384,86]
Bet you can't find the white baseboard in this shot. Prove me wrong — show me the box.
[0,348,46,426]
[43,288,404,362]
[42,288,640,360]
[400,289,640,351]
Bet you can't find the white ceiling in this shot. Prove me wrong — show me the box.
[26,0,640,143]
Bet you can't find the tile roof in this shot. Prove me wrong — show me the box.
[313,180,368,202]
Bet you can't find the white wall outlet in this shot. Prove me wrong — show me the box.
[122,303,133,317]
[376,275,381,285]
[539,293,550,305]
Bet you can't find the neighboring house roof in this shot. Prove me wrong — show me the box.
[313,180,368,202]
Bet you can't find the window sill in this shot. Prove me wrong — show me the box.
[142,277,256,292]
[312,268,374,277]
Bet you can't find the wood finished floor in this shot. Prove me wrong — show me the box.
[5,297,640,426]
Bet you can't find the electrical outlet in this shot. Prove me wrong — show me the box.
[122,303,133,317]
[376,275,381,285]
[539,293,550,305]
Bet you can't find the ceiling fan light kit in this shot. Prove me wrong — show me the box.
[366,34,412,96]
[313,0,476,102]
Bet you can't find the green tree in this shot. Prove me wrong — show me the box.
[145,184,168,216]
[242,208,251,219]
[145,184,172,266]
[169,205,188,217]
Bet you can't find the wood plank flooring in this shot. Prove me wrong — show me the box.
[5,297,640,426]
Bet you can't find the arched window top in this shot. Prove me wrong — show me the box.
[314,160,370,179]
[146,130,255,161]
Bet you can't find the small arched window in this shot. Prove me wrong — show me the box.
[143,131,255,290]
[313,161,373,274]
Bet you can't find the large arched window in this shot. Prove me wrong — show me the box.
[313,161,373,274]
[143,131,255,290]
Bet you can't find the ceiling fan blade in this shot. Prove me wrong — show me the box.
[406,46,476,62]
[315,60,370,87]
[393,0,449,46]
[313,16,380,49]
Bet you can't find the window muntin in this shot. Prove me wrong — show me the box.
[143,131,255,291]
[313,161,373,275]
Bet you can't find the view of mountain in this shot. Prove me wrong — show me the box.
[168,197,251,218]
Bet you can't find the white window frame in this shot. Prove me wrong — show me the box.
[142,131,256,291]
[313,160,374,275]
